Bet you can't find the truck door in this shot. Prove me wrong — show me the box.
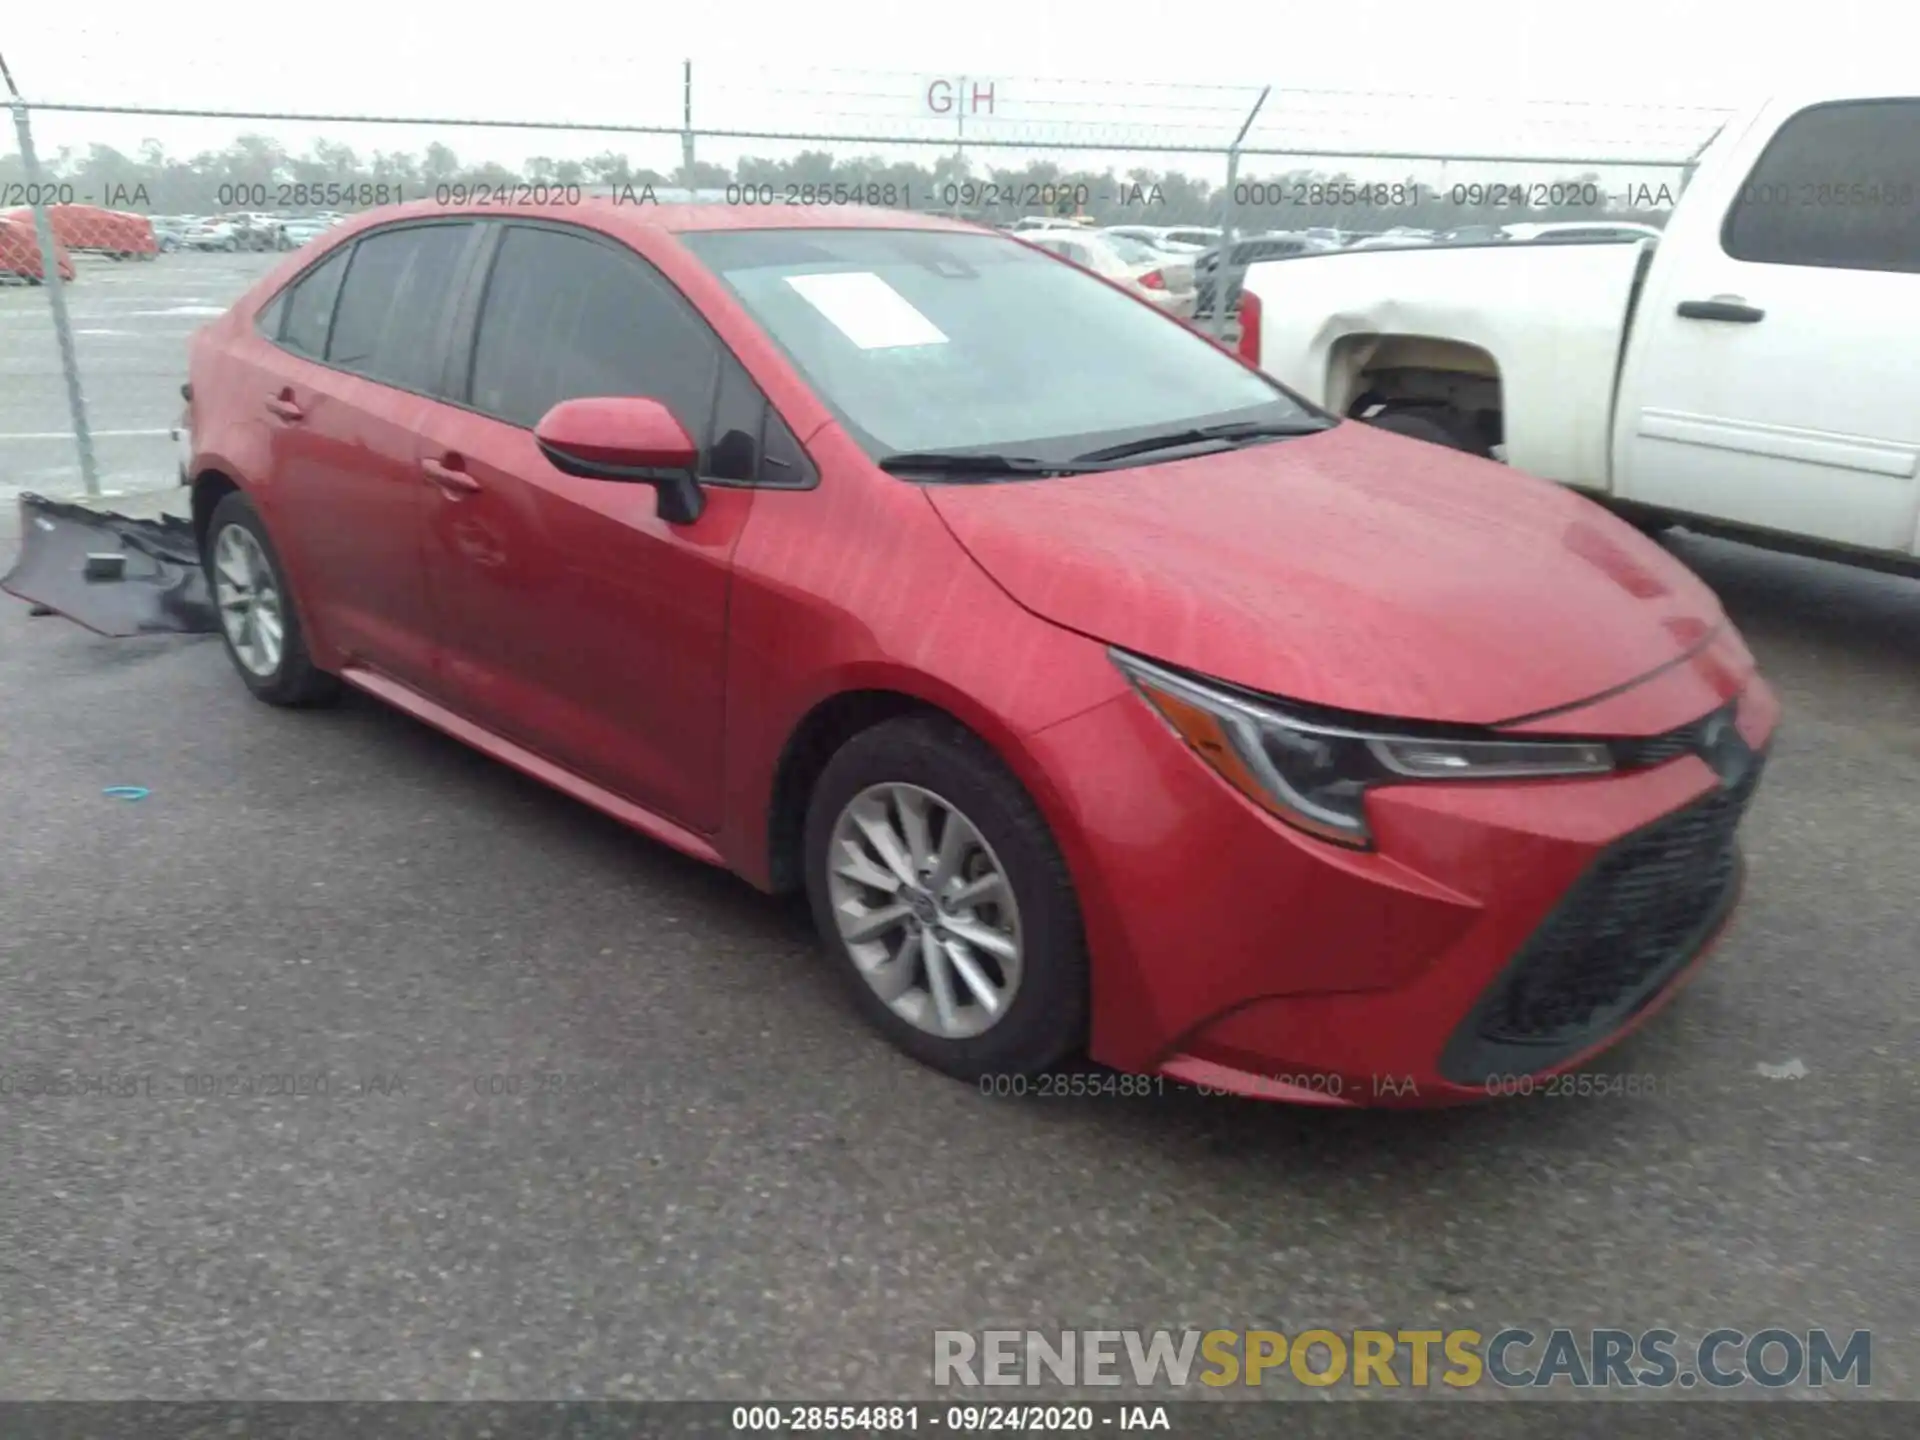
[1613,96,1920,555]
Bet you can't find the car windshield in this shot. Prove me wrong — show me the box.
[678,227,1311,463]
[1101,233,1161,264]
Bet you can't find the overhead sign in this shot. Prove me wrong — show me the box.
[923,77,999,118]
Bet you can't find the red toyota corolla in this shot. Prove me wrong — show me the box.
[179,201,1777,1106]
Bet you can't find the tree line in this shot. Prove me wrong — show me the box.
[1,135,1677,234]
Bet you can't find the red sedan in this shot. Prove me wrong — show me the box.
[179,201,1776,1106]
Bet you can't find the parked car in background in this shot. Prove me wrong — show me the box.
[182,218,240,251]
[151,216,192,252]
[1009,215,1098,232]
[1243,84,1920,573]
[1192,231,1339,319]
[164,200,1776,1106]
[1500,221,1665,244]
[1102,225,1213,256]
[0,215,77,283]
[214,213,289,251]
[1345,232,1437,250]
[1023,227,1197,318]
[1158,225,1222,250]
[1435,224,1510,245]
[277,216,337,248]
[2,203,157,261]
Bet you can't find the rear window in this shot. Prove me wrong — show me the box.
[1102,233,1161,265]
[678,228,1307,461]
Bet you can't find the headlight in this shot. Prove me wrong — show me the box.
[1111,650,1614,848]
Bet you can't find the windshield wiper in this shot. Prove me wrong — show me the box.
[1071,419,1333,464]
[876,451,1112,477]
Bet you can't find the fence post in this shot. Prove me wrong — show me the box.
[682,60,696,180]
[1213,85,1270,342]
[7,94,101,498]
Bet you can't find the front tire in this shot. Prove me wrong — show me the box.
[204,490,341,708]
[803,716,1089,1082]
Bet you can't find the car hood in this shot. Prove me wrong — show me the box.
[923,421,1728,726]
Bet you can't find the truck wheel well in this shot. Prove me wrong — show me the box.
[765,690,950,895]
[1328,336,1504,456]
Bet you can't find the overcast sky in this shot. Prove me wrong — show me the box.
[6,1,1911,188]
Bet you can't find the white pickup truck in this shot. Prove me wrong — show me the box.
[1239,84,1920,572]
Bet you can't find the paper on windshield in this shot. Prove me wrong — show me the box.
[784,271,949,350]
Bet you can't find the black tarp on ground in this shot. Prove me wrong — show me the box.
[1,492,217,637]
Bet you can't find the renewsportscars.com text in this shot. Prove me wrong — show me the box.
[932,1327,1872,1390]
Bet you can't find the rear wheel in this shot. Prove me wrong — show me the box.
[803,716,1089,1082]
[204,491,341,708]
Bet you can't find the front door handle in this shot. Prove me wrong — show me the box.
[264,393,304,421]
[422,455,481,495]
[1676,298,1765,323]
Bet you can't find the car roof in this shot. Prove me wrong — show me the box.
[320,198,986,244]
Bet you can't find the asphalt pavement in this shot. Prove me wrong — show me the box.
[0,250,275,522]
[0,258,1915,1402]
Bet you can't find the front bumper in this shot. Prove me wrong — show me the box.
[1030,645,1780,1107]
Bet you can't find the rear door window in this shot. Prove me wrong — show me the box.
[326,223,475,390]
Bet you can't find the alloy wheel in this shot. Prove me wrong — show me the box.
[826,783,1024,1040]
[212,523,285,677]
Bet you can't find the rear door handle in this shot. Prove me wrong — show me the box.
[422,455,481,495]
[1676,299,1765,323]
[264,395,304,421]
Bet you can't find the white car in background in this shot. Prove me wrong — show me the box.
[1009,216,1097,233]
[1102,224,1217,256]
[277,216,337,248]
[1346,227,1439,250]
[1022,228,1197,318]
[180,218,240,251]
[1500,221,1665,244]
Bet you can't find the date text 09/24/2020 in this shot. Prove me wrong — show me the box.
[975,1071,1685,1100]
[729,1405,1167,1432]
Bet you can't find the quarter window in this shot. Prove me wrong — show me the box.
[278,248,349,359]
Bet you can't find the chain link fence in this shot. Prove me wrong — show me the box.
[1,61,1736,512]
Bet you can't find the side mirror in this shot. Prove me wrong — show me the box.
[533,396,706,525]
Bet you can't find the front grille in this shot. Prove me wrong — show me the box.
[1609,701,1735,770]
[1439,749,1764,1082]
